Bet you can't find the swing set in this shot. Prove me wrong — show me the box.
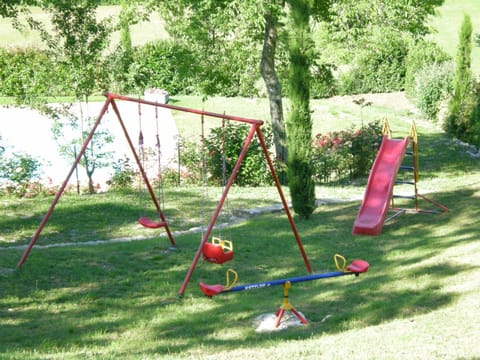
[15,93,313,291]
[16,92,368,318]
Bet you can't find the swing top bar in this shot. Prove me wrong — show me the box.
[105,92,264,126]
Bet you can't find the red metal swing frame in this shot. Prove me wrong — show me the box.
[16,93,313,297]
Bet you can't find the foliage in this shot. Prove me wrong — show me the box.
[404,39,451,99]
[50,111,114,194]
[158,168,180,187]
[1,1,447,101]
[444,14,480,146]
[413,62,454,122]
[148,1,261,98]
[125,40,197,95]
[204,123,274,187]
[107,0,135,94]
[312,132,352,183]
[177,136,203,185]
[0,150,42,196]
[310,62,337,99]
[0,47,70,100]
[31,2,114,194]
[320,0,444,95]
[312,121,382,183]
[27,3,111,102]
[107,156,136,192]
[325,0,444,49]
[338,28,409,94]
[285,0,316,219]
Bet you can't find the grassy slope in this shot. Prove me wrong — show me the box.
[0,6,167,50]
[428,0,480,76]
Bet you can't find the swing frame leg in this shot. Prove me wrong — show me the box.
[274,281,308,328]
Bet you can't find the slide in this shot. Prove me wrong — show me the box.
[352,135,409,236]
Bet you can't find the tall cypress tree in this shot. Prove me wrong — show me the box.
[286,0,315,219]
[445,14,473,139]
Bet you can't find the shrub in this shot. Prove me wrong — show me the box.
[444,14,480,146]
[310,62,337,99]
[312,121,382,184]
[127,40,197,95]
[0,48,53,99]
[349,121,383,177]
[312,132,352,183]
[414,62,454,122]
[108,156,136,192]
[177,137,203,186]
[0,152,42,197]
[404,40,451,99]
[204,123,274,187]
[338,30,409,94]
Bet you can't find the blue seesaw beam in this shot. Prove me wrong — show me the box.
[200,259,369,297]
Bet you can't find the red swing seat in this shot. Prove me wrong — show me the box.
[138,217,166,229]
[202,237,234,264]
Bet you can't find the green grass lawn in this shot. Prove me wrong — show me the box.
[1,91,480,358]
[0,6,167,51]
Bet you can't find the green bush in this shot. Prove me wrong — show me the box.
[0,48,52,99]
[338,30,409,94]
[414,62,454,122]
[0,151,42,197]
[0,47,96,99]
[177,137,203,186]
[312,121,382,184]
[444,15,480,147]
[127,40,197,95]
[204,123,274,187]
[404,40,451,99]
[0,41,258,99]
[108,156,136,192]
[349,121,383,177]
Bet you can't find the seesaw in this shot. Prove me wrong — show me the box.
[199,254,369,328]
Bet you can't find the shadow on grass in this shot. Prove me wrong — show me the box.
[0,187,228,248]
[1,183,478,356]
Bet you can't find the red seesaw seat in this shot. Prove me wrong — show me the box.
[199,283,224,297]
[138,217,166,229]
[346,259,369,273]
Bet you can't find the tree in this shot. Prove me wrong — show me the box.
[315,0,445,95]
[444,14,480,146]
[149,1,290,176]
[285,0,316,218]
[324,0,444,51]
[26,1,114,193]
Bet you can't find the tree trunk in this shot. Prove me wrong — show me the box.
[260,11,288,184]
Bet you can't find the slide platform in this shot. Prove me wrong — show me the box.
[352,135,409,236]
